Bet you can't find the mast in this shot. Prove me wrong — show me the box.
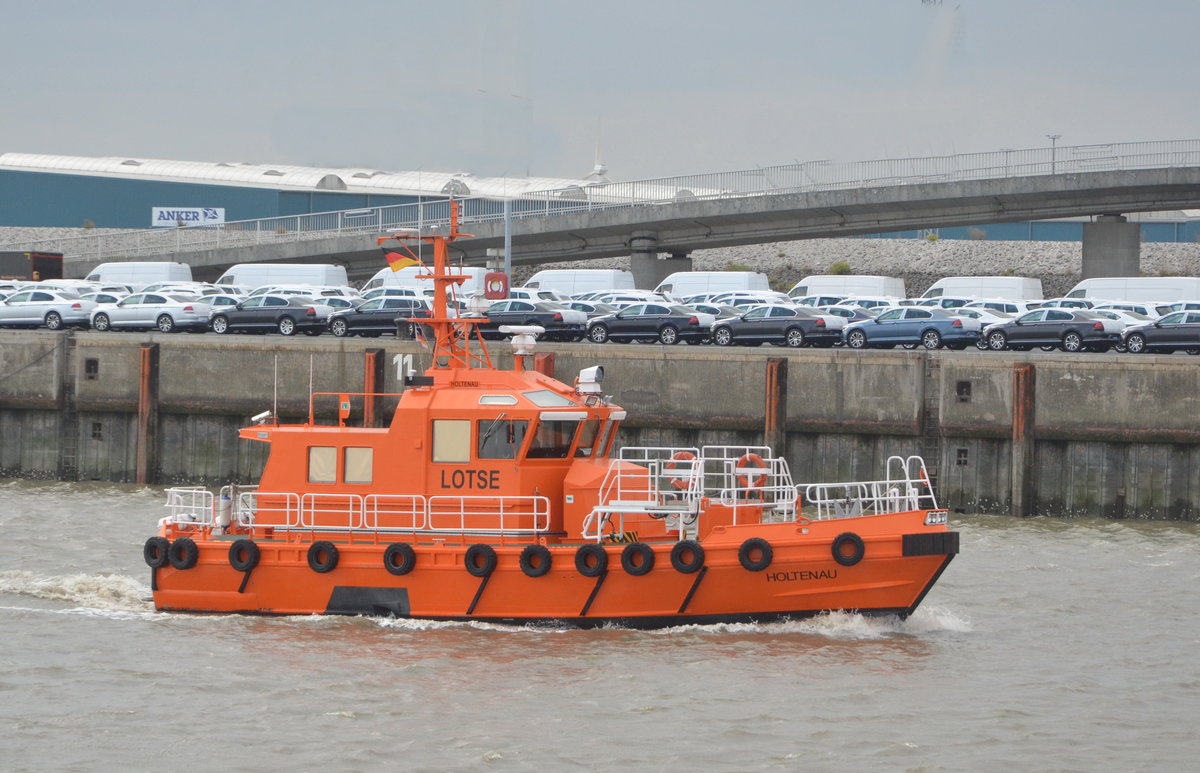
[377,199,492,370]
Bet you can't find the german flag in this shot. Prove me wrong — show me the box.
[385,251,420,272]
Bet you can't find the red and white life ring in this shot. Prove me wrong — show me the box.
[665,450,697,491]
[736,453,768,488]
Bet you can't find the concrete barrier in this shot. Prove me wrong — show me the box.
[2,330,1199,519]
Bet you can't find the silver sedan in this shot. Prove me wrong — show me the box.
[0,289,97,329]
[90,292,213,333]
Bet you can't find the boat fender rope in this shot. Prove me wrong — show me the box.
[620,542,655,576]
[143,536,170,569]
[519,544,552,578]
[665,450,697,491]
[669,539,705,574]
[738,537,773,572]
[167,537,199,570]
[384,543,417,576]
[307,541,339,573]
[735,453,768,489]
[465,544,497,578]
[831,532,865,567]
[575,544,608,578]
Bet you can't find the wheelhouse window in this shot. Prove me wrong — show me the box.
[477,418,529,459]
[527,419,580,459]
[308,447,337,483]
[433,420,471,463]
[574,419,601,458]
[344,447,373,484]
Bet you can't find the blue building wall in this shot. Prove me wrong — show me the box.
[0,170,420,228]
[865,219,1200,243]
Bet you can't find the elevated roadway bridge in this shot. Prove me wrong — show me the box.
[50,140,1200,287]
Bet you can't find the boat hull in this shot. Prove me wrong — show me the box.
[150,513,957,628]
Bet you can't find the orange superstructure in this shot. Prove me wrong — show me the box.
[144,202,958,627]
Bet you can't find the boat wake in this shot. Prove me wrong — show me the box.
[372,605,972,638]
[0,570,153,615]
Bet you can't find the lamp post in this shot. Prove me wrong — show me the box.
[1046,134,1061,175]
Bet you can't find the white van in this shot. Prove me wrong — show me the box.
[524,269,635,296]
[654,271,770,299]
[216,263,348,290]
[922,276,1043,300]
[85,261,192,291]
[787,274,905,300]
[361,265,487,296]
[1065,276,1200,302]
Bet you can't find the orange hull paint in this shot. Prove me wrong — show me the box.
[151,514,954,626]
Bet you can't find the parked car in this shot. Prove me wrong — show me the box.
[474,300,588,341]
[361,287,424,303]
[1096,301,1173,318]
[963,299,1042,315]
[915,296,976,309]
[586,302,714,345]
[90,293,212,333]
[982,309,1122,352]
[329,296,432,338]
[1121,311,1200,354]
[0,290,97,330]
[711,304,840,348]
[1039,297,1094,310]
[206,294,247,314]
[79,291,128,307]
[836,296,905,312]
[1089,309,1153,352]
[210,295,329,336]
[948,307,1014,349]
[566,301,623,320]
[843,307,979,350]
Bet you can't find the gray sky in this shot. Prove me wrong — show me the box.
[2,0,1196,181]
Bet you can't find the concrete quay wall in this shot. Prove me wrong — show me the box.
[1,330,1197,519]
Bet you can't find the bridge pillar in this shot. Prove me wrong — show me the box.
[1082,214,1140,278]
[629,230,692,289]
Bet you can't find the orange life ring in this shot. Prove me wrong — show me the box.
[736,453,768,488]
[665,450,697,491]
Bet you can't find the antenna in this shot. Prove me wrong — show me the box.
[272,355,278,421]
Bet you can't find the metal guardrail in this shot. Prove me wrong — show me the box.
[9,139,1200,262]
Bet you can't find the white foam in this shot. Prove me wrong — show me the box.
[0,570,152,612]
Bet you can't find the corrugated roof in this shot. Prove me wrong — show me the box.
[0,152,608,199]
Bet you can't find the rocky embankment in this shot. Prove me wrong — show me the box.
[5,226,1200,298]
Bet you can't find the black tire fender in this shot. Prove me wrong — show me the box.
[465,544,497,578]
[307,541,339,573]
[143,536,170,568]
[167,537,199,570]
[738,537,773,572]
[831,532,865,567]
[620,542,655,576]
[518,544,552,578]
[383,543,417,575]
[669,539,705,574]
[575,544,608,577]
[228,539,260,572]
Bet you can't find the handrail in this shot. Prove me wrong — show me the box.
[10,139,1200,261]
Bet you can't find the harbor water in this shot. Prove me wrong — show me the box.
[2,479,1197,772]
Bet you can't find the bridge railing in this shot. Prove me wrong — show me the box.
[7,139,1200,261]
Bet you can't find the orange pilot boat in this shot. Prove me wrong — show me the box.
[144,203,958,628]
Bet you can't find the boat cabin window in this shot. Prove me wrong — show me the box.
[477,418,529,459]
[527,419,579,459]
[574,419,600,458]
[344,447,373,484]
[597,420,620,457]
[433,420,471,463]
[308,447,337,483]
[523,389,576,408]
